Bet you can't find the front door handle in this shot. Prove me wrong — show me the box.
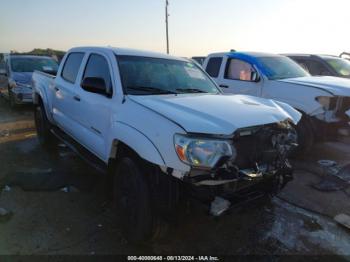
[73,95,81,102]
[219,84,229,88]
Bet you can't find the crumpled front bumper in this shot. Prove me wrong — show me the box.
[184,163,294,216]
[11,86,33,103]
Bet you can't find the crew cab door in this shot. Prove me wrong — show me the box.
[217,57,262,96]
[75,53,114,160]
[52,52,85,140]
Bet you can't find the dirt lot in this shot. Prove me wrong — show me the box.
[0,96,350,257]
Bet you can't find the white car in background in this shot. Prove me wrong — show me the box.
[203,51,350,151]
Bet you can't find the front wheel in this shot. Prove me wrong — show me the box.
[295,115,315,155]
[113,157,154,243]
[8,86,16,108]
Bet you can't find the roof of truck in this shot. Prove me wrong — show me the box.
[8,55,53,59]
[69,46,188,61]
[284,53,339,59]
[208,51,281,58]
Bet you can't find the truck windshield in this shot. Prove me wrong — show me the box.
[324,57,350,77]
[117,56,220,95]
[11,57,59,74]
[257,56,309,80]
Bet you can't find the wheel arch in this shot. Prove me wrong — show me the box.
[107,122,165,167]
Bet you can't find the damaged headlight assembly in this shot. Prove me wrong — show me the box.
[174,134,235,169]
[316,96,332,110]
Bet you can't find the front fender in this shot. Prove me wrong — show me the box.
[107,121,165,166]
[272,100,302,125]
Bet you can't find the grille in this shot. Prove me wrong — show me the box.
[338,97,350,118]
[233,126,280,169]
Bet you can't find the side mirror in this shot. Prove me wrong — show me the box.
[251,71,260,82]
[81,77,109,96]
[0,69,7,76]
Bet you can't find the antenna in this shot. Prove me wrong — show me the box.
[165,0,170,54]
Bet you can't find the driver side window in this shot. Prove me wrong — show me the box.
[225,59,257,81]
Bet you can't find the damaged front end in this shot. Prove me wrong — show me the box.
[312,96,350,136]
[174,120,298,214]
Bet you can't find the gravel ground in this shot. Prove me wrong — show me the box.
[0,96,349,257]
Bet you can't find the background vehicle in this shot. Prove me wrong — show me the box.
[203,51,350,152]
[0,55,58,107]
[32,46,300,242]
[0,61,7,90]
[191,56,206,65]
[286,54,350,79]
[340,52,350,61]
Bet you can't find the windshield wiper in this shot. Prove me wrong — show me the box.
[127,86,177,95]
[176,88,208,93]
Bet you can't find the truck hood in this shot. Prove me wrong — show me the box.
[278,76,350,96]
[129,94,300,135]
[11,72,33,85]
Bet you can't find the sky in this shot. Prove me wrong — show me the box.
[0,0,349,57]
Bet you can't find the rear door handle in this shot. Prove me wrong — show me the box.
[73,95,81,102]
[219,84,229,88]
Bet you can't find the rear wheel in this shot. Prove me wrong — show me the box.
[34,102,55,148]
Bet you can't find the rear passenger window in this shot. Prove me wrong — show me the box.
[61,53,84,83]
[82,54,112,94]
[205,57,222,78]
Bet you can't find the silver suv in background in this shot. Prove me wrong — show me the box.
[0,55,58,107]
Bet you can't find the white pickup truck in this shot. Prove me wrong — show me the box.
[32,46,300,242]
[203,52,350,151]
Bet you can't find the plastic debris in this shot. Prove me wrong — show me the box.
[0,207,13,222]
[2,185,11,192]
[60,187,69,193]
[318,160,341,176]
[210,197,231,216]
[334,213,350,230]
[60,186,79,193]
[0,129,10,137]
[334,164,350,183]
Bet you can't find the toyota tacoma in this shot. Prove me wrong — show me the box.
[32,47,301,242]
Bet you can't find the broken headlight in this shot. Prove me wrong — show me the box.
[316,96,332,110]
[174,134,235,169]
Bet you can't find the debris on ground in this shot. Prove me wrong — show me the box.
[334,213,350,230]
[210,197,231,216]
[333,164,350,183]
[310,161,350,192]
[60,186,80,193]
[0,207,13,223]
[318,160,341,176]
[0,129,10,137]
[2,185,11,192]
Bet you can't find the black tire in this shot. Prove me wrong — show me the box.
[113,157,153,243]
[8,86,16,108]
[34,102,55,148]
[295,115,315,155]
